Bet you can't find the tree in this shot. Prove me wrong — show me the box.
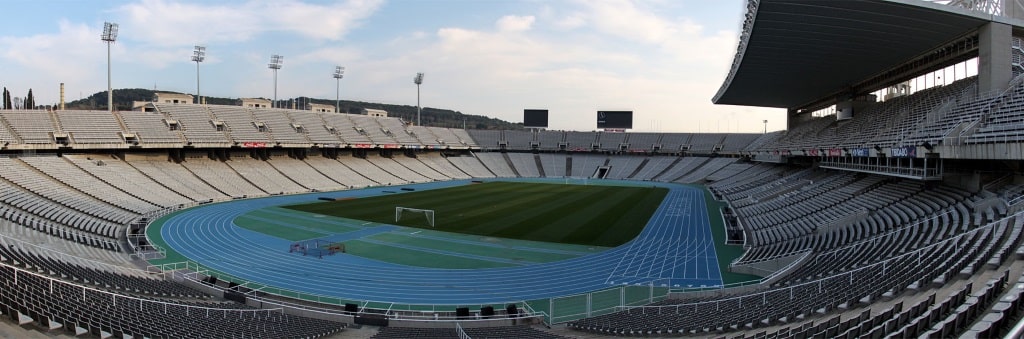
[25,89,34,109]
[2,87,9,110]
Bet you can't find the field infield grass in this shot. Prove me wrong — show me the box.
[284,181,668,247]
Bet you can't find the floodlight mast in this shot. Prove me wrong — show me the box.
[101,22,118,113]
[763,120,768,134]
[333,66,345,113]
[192,46,206,104]
[269,54,283,108]
[414,72,424,126]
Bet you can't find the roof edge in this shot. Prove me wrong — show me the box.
[711,0,760,105]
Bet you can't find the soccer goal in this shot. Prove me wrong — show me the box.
[395,207,435,227]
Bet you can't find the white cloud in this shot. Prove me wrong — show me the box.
[0,20,101,78]
[370,1,779,131]
[115,0,384,45]
[495,15,535,32]
[292,47,362,65]
[0,20,114,105]
[0,0,785,132]
[554,13,586,30]
[350,1,784,132]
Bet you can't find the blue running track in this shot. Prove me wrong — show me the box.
[156,179,724,305]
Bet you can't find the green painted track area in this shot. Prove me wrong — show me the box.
[284,181,668,247]
[232,204,607,269]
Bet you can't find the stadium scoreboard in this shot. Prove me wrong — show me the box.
[523,109,549,128]
[597,111,633,129]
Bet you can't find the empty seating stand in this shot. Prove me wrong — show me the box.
[0,262,345,338]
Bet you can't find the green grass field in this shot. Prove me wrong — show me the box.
[284,181,668,247]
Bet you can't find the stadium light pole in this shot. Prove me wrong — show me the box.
[333,66,345,113]
[763,120,768,134]
[269,54,283,108]
[192,46,206,105]
[414,72,424,126]
[101,22,118,113]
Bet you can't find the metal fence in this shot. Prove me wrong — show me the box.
[525,279,673,324]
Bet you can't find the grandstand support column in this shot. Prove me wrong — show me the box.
[979,22,1012,93]
[785,108,798,131]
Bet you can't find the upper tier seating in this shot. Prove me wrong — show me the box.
[251,109,309,144]
[56,110,125,144]
[207,105,269,143]
[285,110,341,144]
[0,110,58,144]
[155,104,229,144]
[115,111,184,144]
[466,129,502,149]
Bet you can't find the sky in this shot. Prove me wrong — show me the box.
[0,0,785,133]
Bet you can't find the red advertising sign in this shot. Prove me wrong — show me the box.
[827,148,843,157]
[242,142,266,148]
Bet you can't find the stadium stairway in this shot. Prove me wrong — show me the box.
[534,154,546,177]
[498,153,520,177]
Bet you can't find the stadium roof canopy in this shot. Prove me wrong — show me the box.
[712,0,1018,109]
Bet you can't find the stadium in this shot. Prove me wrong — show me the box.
[4,0,1024,338]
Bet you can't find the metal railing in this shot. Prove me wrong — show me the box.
[0,258,282,317]
[0,227,163,279]
[456,322,470,339]
[155,259,545,323]
[530,278,673,324]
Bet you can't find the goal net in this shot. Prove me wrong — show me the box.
[395,207,435,227]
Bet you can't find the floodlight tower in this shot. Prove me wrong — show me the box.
[101,22,118,113]
[192,46,206,104]
[268,54,283,108]
[414,72,424,126]
[333,66,345,113]
[763,119,768,134]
